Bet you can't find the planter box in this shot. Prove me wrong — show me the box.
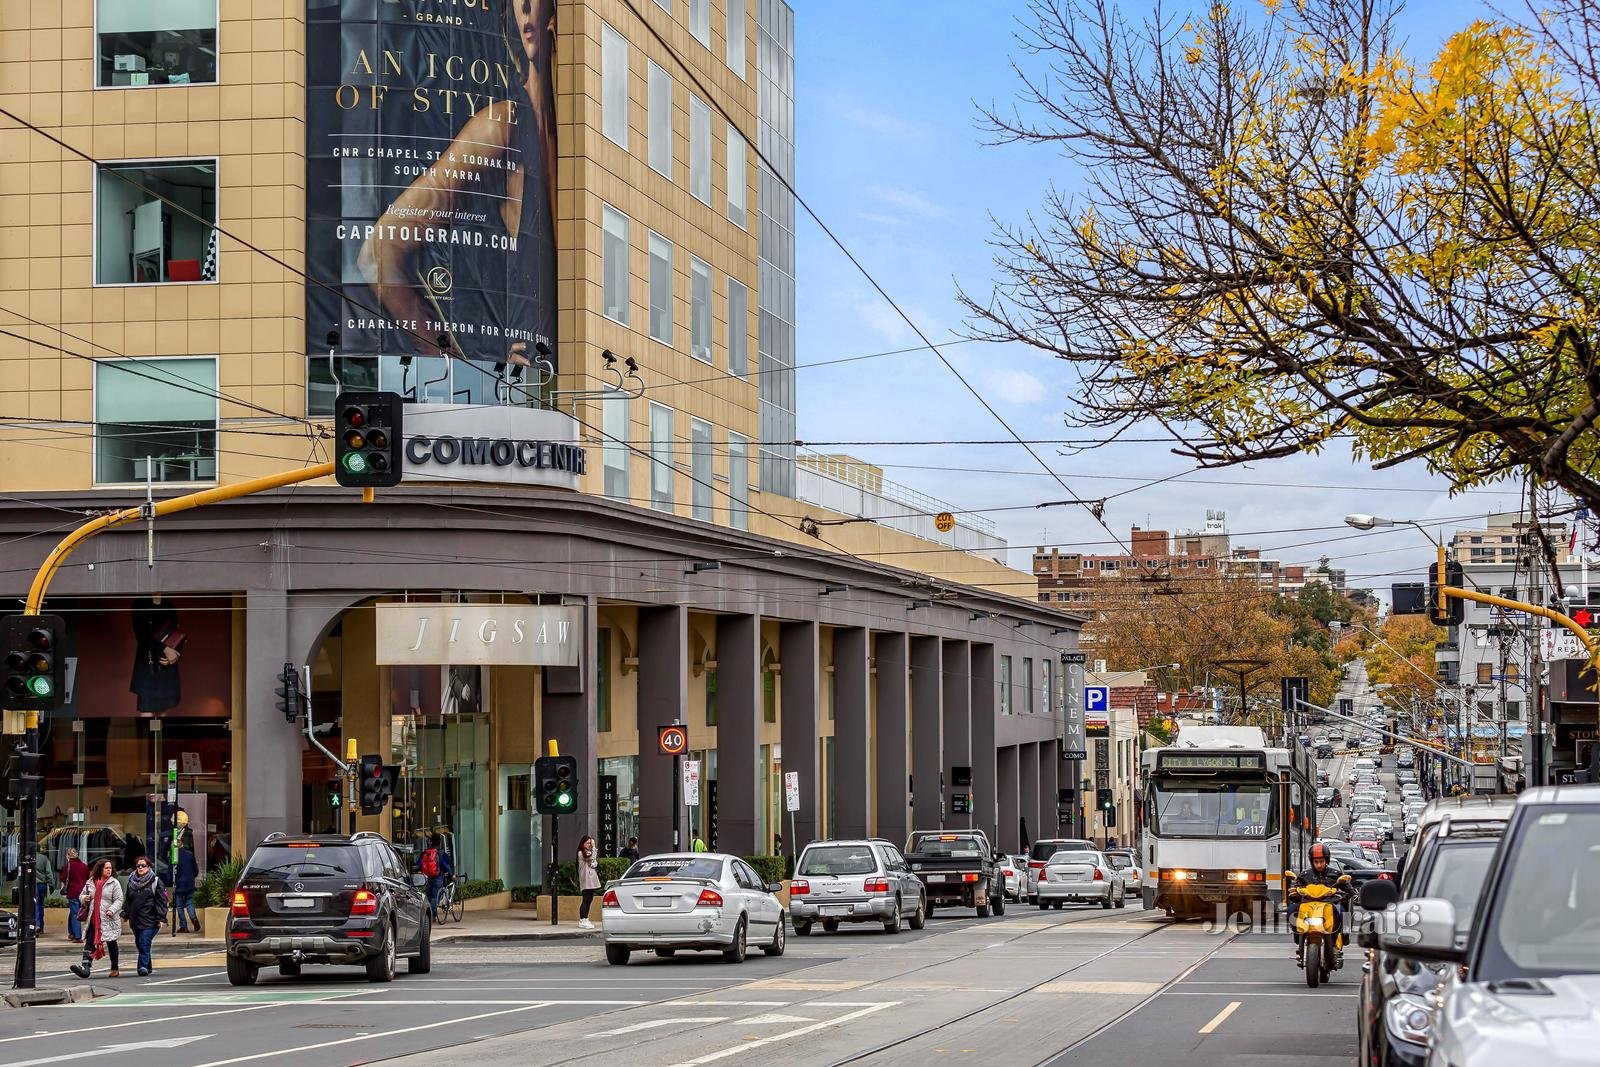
[461,890,512,912]
[509,900,537,910]
[201,907,230,939]
[41,907,73,932]
[536,894,603,924]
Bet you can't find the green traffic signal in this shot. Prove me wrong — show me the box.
[25,676,51,697]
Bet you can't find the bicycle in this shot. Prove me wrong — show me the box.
[434,876,464,924]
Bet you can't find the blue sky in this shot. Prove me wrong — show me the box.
[787,0,1519,591]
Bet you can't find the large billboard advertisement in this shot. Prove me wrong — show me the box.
[306,0,557,372]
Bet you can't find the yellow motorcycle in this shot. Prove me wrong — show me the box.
[1286,872,1351,988]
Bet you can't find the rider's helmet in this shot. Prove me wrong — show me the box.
[1309,842,1330,870]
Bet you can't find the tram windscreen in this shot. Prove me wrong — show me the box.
[1150,781,1277,838]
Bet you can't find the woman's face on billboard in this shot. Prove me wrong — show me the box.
[511,0,554,64]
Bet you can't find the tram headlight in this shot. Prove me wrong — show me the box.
[1165,869,1194,881]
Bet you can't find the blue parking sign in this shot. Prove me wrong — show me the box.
[1084,686,1110,713]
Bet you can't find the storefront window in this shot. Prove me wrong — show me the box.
[706,669,718,726]
[389,666,491,881]
[600,756,641,856]
[597,629,612,733]
[98,0,218,87]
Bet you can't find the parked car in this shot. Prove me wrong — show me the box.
[1024,837,1096,901]
[1104,849,1142,898]
[602,852,786,965]
[1363,786,1592,1067]
[789,839,925,935]
[226,831,431,985]
[1036,849,1125,909]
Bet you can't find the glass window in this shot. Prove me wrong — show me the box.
[1420,840,1497,934]
[1024,658,1035,714]
[728,432,749,530]
[1149,781,1276,838]
[647,60,672,178]
[1043,659,1054,715]
[97,0,217,87]
[1482,808,1600,979]
[601,204,629,324]
[690,0,711,46]
[1000,655,1012,715]
[726,125,747,226]
[726,0,746,75]
[690,417,713,521]
[690,256,713,363]
[1477,662,1492,685]
[798,845,876,876]
[727,277,749,376]
[649,402,674,510]
[602,388,629,500]
[601,22,629,149]
[624,857,725,880]
[597,629,612,733]
[648,232,673,344]
[690,95,712,204]
[762,654,776,723]
[706,669,717,726]
[96,160,217,284]
[94,357,217,485]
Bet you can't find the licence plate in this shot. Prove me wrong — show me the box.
[282,898,316,910]
[820,905,851,916]
[640,898,675,908]
[927,874,947,883]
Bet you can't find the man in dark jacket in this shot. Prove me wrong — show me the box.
[124,858,167,977]
[174,846,199,932]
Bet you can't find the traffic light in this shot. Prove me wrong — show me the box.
[1096,787,1114,812]
[358,754,389,815]
[2,615,65,712]
[326,777,343,810]
[535,754,578,815]
[1057,787,1076,811]
[2,744,44,811]
[334,391,404,488]
[274,662,300,722]
[1427,559,1464,626]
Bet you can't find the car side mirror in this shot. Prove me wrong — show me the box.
[1377,897,1465,964]
[1359,878,1400,912]
[767,882,784,895]
[410,873,426,889]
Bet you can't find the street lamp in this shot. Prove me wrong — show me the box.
[1344,514,1441,546]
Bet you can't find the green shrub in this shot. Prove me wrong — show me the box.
[510,884,539,903]
[742,855,785,885]
[457,877,505,901]
[44,894,69,909]
[193,860,243,909]
[543,857,630,895]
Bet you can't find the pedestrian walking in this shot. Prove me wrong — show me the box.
[420,833,453,922]
[621,836,640,862]
[70,858,124,979]
[173,844,199,932]
[576,835,600,930]
[125,856,167,976]
[691,834,708,853]
[33,843,55,934]
[62,847,89,943]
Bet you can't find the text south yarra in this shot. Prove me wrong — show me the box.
[406,435,587,475]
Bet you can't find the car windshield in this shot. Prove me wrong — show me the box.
[910,835,986,858]
[1481,809,1600,979]
[1050,851,1101,866]
[625,857,725,880]
[1421,840,1497,934]
[798,846,877,877]
[1150,781,1275,837]
[1106,854,1133,869]
[244,845,357,877]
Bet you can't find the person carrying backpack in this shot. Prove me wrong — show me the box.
[421,833,453,922]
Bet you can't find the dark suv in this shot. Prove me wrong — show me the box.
[226,831,430,986]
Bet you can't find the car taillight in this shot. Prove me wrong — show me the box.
[602,889,619,908]
[1037,870,1048,882]
[350,889,377,916]
[230,891,249,918]
[1028,860,1044,869]
[789,879,810,896]
[864,878,889,893]
[962,873,980,883]
[696,889,724,908]
[1378,872,1392,881]
[1093,868,1104,881]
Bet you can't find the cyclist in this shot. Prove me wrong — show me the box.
[420,833,454,922]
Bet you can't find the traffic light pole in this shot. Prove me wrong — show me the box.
[12,712,39,989]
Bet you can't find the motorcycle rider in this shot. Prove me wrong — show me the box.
[1288,843,1349,957]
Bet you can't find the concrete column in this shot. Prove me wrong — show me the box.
[997,746,1021,854]
[636,606,688,853]
[542,596,599,838]
[1018,742,1040,847]
[779,621,820,850]
[873,632,911,848]
[715,613,761,856]
[942,640,972,828]
[910,636,943,831]
[244,590,300,847]
[833,627,871,839]
[1039,739,1060,840]
[969,643,997,844]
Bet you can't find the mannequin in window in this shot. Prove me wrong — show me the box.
[130,595,186,714]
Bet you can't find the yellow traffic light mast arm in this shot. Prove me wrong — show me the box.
[1434,544,1599,663]
[25,462,335,614]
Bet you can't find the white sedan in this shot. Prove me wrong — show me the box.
[602,853,786,965]
[1036,850,1126,909]
[1105,851,1143,897]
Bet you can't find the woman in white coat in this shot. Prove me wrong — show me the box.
[71,858,124,978]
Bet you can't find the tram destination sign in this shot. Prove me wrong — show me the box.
[1157,752,1266,771]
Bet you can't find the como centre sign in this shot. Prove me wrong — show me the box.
[400,403,586,490]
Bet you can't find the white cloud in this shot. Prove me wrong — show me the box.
[989,368,1047,405]
[854,210,907,227]
[829,96,928,141]
[863,183,950,220]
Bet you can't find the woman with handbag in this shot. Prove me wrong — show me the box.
[71,858,124,979]
[129,596,186,714]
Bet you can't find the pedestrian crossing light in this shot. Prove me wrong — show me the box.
[534,754,579,815]
[2,614,65,711]
[334,391,404,489]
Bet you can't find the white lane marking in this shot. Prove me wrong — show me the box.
[1170,990,1358,998]
[189,1003,553,1067]
[0,1005,279,1045]
[668,1003,897,1066]
[1198,1000,1241,1034]
[593,1017,730,1037]
[738,1013,814,1025]
[674,1000,792,1006]
[8,1034,211,1066]
[332,999,646,1007]
[143,971,228,986]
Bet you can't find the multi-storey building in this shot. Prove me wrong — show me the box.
[0,0,1077,889]
[1033,514,1288,605]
